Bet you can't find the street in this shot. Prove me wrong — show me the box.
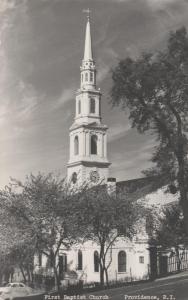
[82,272,188,300]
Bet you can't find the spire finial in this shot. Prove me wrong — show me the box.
[83,8,91,20]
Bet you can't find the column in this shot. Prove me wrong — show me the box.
[75,98,78,117]
[104,134,107,158]
[86,131,90,156]
[83,131,86,156]
[96,98,99,116]
[70,133,73,159]
[79,131,83,157]
[98,134,103,158]
[102,134,104,157]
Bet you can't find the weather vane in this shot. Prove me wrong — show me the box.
[83,8,91,20]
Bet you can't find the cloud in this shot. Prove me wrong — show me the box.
[16,81,39,121]
[0,104,8,126]
[102,0,130,2]
[104,47,119,60]
[97,65,109,83]
[0,0,36,122]
[108,123,131,142]
[145,0,177,10]
[106,0,176,5]
[0,80,39,142]
[109,133,156,180]
[53,88,74,110]
[0,0,16,13]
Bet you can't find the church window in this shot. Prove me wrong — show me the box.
[74,136,79,155]
[38,252,42,267]
[59,253,67,277]
[72,172,77,184]
[139,256,144,264]
[90,72,93,82]
[78,100,81,114]
[78,250,83,270]
[94,251,99,272]
[118,251,126,272]
[90,98,95,113]
[99,101,101,116]
[47,250,54,268]
[85,72,88,82]
[91,135,97,155]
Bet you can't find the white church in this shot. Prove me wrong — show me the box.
[34,15,176,285]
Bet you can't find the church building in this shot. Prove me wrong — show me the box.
[33,14,177,286]
[58,14,150,284]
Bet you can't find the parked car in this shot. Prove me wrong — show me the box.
[0,282,34,300]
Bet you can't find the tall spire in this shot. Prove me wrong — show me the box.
[67,11,110,185]
[83,12,93,61]
[81,10,96,90]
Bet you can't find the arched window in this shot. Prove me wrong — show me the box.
[91,135,97,155]
[78,100,81,114]
[78,250,83,270]
[94,251,99,272]
[90,72,93,82]
[38,252,42,267]
[72,172,77,184]
[81,73,83,83]
[59,253,67,277]
[90,98,95,113]
[74,136,79,155]
[85,72,88,82]
[118,251,126,272]
[47,250,54,268]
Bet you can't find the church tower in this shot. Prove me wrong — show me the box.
[67,14,111,184]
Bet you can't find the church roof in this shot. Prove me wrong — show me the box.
[117,177,158,193]
[116,177,178,206]
[116,176,166,201]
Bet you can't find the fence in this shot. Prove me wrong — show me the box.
[166,250,188,273]
[149,247,188,279]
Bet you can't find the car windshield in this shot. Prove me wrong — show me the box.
[6,283,24,288]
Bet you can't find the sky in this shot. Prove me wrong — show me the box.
[0,0,188,188]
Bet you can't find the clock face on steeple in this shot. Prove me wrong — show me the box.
[90,170,100,183]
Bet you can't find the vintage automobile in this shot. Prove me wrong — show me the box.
[0,282,34,300]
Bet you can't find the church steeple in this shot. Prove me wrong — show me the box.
[80,15,96,91]
[67,13,111,185]
[84,16,93,61]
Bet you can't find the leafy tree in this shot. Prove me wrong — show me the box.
[74,184,146,286]
[0,174,82,291]
[154,203,187,271]
[111,27,188,233]
[0,202,32,283]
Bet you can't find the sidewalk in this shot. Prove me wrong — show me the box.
[156,269,188,282]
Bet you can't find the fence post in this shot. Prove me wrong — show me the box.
[130,268,132,282]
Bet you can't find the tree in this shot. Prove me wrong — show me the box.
[0,173,82,291]
[0,201,33,283]
[154,203,187,271]
[111,27,188,233]
[74,184,146,286]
